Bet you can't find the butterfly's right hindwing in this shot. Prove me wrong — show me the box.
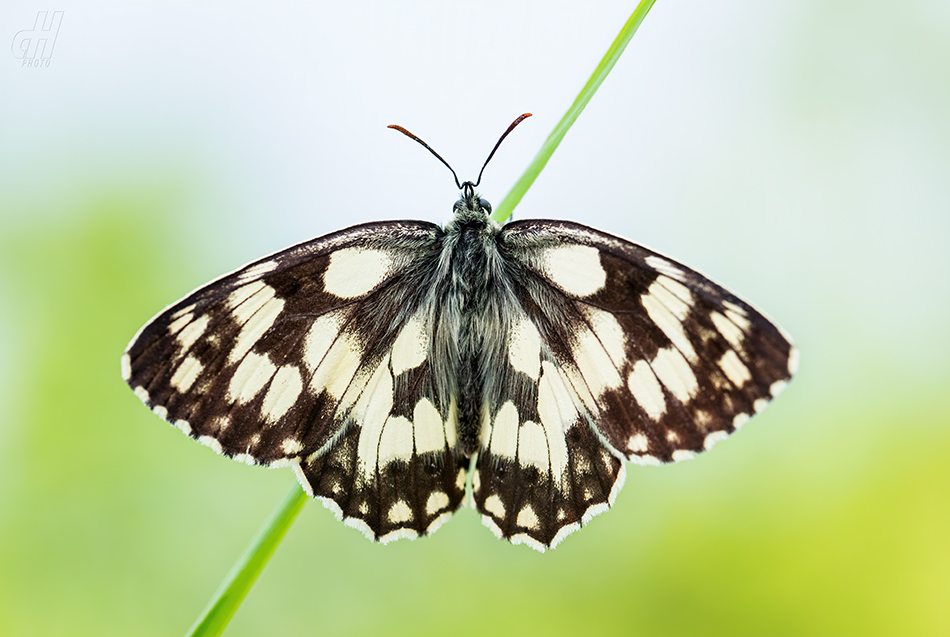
[123,220,466,541]
[470,219,797,550]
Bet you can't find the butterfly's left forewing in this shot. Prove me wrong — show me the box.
[123,220,466,542]
[472,220,798,550]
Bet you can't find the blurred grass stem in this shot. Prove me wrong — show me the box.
[185,1,656,634]
[490,0,656,224]
[186,485,308,637]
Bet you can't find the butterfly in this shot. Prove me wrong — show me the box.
[122,115,798,551]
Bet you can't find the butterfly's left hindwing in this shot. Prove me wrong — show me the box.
[470,220,797,550]
[123,220,466,542]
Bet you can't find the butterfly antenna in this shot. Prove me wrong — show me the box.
[474,113,532,187]
[388,124,462,190]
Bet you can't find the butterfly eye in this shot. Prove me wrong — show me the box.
[478,198,492,214]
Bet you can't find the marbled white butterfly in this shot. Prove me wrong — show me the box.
[122,115,798,551]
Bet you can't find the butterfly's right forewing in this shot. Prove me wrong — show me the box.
[469,219,797,550]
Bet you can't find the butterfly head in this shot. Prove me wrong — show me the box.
[388,115,531,226]
[454,181,493,220]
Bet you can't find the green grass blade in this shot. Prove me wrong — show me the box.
[186,484,308,637]
[182,5,656,634]
[491,0,657,224]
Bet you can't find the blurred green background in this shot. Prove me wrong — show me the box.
[1,2,948,635]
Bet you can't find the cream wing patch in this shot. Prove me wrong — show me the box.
[535,362,574,485]
[354,354,396,478]
[719,350,751,387]
[176,314,210,351]
[641,278,696,361]
[583,307,627,368]
[167,312,193,335]
[517,505,540,531]
[517,420,550,473]
[323,247,393,298]
[308,331,363,401]
[261,365,303,422]
[236,260,278,283]
[627,360,666,420]
[508,315,542,380]
[644,255,687,282]
[228,351,277,405]
[378,416,414,466]
[651,346,698,403]
[540,245,606,297]
[426,491,449,516]
[413,398,446,454]
[570,324,624,401]
[170,354,204,393]
[391,315,428,376]
[489,401,520,460]
[711,311,746,350]
[228,283,285,365]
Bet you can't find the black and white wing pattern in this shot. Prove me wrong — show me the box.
[124,195,797,552]
[123,221,468,543]
[471,220,798,551]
